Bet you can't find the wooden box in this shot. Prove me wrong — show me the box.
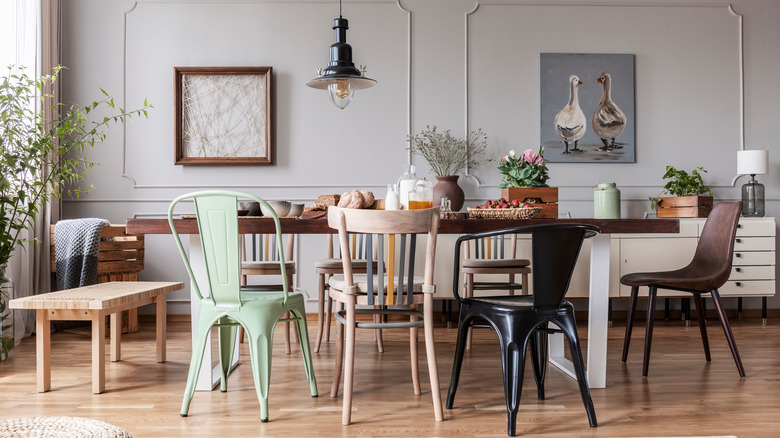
[656,196,713,218]
[501,187,559,218]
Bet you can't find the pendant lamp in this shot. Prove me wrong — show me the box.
[306,0,376,109]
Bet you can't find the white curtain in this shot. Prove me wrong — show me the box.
[2,0,61,345]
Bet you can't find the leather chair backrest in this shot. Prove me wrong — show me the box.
[687,201,742,290]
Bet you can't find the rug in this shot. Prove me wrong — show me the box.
[0,416,132,437]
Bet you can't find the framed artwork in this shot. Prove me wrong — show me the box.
[540,53,635,163]
[174,66,272,165]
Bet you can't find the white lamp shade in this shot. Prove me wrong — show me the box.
[737,150,769,175]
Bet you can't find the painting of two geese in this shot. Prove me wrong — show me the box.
[541,53,635,163]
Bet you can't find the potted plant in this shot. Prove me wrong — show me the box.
[408,125,490,211]
[649,166,713,218]
[0,66,150,360]
[497,147,558,218]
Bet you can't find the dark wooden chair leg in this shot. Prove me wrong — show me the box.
[642,286,658,377]
[622,286,639,363]
[692,292,711,362]
[710,289,746,377]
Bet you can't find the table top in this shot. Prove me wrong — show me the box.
[9,281,184,310]
[126,217,679,235]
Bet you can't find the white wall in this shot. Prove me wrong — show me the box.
[60,0,780,313]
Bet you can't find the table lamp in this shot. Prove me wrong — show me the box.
[737,149,769,217]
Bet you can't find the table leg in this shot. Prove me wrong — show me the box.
[548,233,610,389]
[156,295,167,362]
[92,311,106,394]
[36,309,51,393]
[190,235,240,391]
[110,312,121,362]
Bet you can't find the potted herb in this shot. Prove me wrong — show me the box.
[408,125,490,211]
[496,147,558,218]
[650,166,713,218]
[0,66,150,360]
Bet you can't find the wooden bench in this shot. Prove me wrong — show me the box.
[9,281,183,394]
[50,224,145,332]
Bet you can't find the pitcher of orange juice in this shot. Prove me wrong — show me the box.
[408,179,433,210]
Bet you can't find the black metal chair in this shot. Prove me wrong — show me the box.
[446,223,599,437]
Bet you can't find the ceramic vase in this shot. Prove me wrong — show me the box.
[433,175,465,212]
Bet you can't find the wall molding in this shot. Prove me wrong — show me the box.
[121,0,412,189]
[465,1,744,187]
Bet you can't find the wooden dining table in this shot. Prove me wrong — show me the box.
[127,216,679,390]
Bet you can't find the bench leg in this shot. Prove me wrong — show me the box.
[36,310,51,393]
[92,311,106,394]
[156,296,167,363]
[110,312,121,362]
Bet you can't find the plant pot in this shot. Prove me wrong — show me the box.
[500,187,559,218]
[656,196,713,218]
[0,264,13,361]
[433,175,465,212]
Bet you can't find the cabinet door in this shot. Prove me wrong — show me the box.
[618,237,698,297]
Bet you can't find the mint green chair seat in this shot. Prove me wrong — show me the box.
[168,190,317,422]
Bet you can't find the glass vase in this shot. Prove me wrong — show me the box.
[0,264,13,361]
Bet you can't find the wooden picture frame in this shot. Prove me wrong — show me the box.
[174,66,272,165]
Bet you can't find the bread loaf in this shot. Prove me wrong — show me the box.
[316,194,340,207]
[338,190,365,209]
[360,191,375,208]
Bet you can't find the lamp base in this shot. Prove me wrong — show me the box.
[741,179,765,217]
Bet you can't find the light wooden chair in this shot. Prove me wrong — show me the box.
[313,233,380,353]
[169,190,317,422]
[327,206,443,425]
[461,233,531,349]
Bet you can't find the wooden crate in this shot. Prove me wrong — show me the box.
[656,196,713,218]
[50,224,145,332]
[500,187,559,218]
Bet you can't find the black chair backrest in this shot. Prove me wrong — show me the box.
[530,225,596,308]
[453,223,599,305]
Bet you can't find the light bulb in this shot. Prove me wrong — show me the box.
[328,79,354,109]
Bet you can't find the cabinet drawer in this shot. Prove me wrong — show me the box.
[733,237,775,252]
[719,280,776,296]
[735,219,776,237]
[733,251,775,265]
[729,265,775,280]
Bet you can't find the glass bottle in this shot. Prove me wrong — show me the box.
[408,179,433,210]
[741,176,765,217]
[385,184,400,211]
[397,164,418,210]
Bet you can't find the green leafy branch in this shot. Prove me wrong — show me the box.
[0,65,152,265]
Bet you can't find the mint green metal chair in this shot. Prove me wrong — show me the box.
[168,190,317,422]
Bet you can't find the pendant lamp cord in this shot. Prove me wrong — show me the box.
[339,0,342,18]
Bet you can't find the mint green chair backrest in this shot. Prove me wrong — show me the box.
[168,190,288,308]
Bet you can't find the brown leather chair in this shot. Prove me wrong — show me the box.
[621,201,745,377]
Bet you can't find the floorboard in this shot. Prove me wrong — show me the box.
[0,315,777,437]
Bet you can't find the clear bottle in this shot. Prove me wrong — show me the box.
[385,184,400,210]
[408,178,434,210]
[397,164,418,210]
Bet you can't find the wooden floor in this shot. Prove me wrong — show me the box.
[1,313,778,437]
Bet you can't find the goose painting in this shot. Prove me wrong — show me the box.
[540,53,635,163]
[554,75,586,154]
[592,72,626,151]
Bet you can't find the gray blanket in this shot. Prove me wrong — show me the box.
[54,218,108,291]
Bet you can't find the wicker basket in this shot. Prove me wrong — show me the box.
[467,207,542,219]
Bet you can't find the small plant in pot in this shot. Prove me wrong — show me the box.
[650,166,713,218]
[407,125,490,211]
[496,147,559,218]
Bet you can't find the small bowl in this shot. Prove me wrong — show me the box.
[260,201,291,218]
[238,201,262,216]
[287,203,304,218]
